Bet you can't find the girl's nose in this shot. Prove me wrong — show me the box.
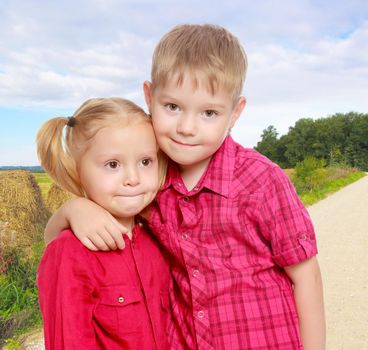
[123,167,140,186]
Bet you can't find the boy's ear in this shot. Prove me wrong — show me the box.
[230,96,246,128]
[143,81,153,112]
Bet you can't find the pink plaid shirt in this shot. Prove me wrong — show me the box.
[149,136,317,350]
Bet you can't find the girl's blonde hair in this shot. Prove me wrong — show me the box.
[151,24,247,103]
[37,97,167,197]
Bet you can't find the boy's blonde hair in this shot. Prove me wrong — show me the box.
[37,97,167,197]
[151,24,247,103]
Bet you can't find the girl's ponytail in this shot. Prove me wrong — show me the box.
[36,117,83,197]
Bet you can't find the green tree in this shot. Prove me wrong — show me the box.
[284,118,317,165]
[255,125,279,161]
[254,112,368,170]
[345,114,368,170]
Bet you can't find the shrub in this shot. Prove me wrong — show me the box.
[293,157,327,192]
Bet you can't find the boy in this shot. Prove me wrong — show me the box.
[45,24,325,349]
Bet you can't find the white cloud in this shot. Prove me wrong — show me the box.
[0,0,367,164]
[0,31,153,107]
[234,19,368,147]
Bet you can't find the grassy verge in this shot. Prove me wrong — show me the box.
[299,171,366,206]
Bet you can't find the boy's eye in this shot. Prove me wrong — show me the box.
[166,103,180,112]
[140,158,152,167]
[203,110,217,118]
[106,161,119,169]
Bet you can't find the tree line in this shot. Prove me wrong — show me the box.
[255,112,368,171]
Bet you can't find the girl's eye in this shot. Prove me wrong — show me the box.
[166,103,179,112]
[107,161,119,169]
[140,158,152,167]
[203,110,217,118]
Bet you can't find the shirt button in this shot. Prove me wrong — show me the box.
[118,296,125,303]
[192,269,199,277]
[183,196,189,202]
[193,186,199,191]
[177,182,182,187]
[181,233,188,240]
[300,233,307,240]
[197,310,204,318]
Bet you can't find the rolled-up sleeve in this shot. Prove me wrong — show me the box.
[258,166,318,267]
[37,230,97,350]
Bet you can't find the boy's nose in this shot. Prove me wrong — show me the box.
[123,167,140,186]
[176,114,196,136]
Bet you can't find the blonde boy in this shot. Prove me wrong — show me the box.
[46,24,325,350]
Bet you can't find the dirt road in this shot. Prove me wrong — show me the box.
[308,175,368,350]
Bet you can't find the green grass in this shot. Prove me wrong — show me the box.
[0,172,49,346]
[299,171,366,206]
[32,172,52,201]
[3,337,21,349]
[0,242,44,346]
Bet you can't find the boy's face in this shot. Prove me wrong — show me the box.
[144,71,245,175]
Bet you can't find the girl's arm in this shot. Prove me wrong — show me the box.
[45,197,127,250]
[284,256,326,350]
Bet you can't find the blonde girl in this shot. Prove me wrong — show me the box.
[36,97,172,350]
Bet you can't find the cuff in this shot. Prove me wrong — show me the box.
[272,231,318,267]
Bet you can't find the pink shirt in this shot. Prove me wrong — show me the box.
[37,223,172,350]
[149,136,318,350]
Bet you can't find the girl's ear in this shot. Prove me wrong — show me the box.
[143,81,153,112]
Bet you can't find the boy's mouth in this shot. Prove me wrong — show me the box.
[116,193,143,198]
[171,138,198,147]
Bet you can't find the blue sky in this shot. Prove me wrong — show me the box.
[1,0,367,165]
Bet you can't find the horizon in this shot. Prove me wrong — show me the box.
[1,110,366,167]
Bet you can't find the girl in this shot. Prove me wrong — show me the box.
[36,98,171,350]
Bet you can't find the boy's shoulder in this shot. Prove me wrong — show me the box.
[234,143,275,166]
[231,138,279,172]
[229,139,287,194]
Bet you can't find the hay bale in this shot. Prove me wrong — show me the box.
[46,183,74,213]
[0,170,49,261]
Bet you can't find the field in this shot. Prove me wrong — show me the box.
[0,171,72,348]
[32,173,52,201]
[0,170,48,346]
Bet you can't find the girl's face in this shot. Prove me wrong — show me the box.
[78,122,159,228]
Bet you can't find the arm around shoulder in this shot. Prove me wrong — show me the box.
[44,197,128,251]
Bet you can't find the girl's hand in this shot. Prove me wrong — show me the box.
[44,197,128,251]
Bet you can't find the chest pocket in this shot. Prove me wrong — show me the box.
[94,285,145,334]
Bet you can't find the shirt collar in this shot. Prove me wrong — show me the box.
[160,161,177,191]
[161,135,236,198]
